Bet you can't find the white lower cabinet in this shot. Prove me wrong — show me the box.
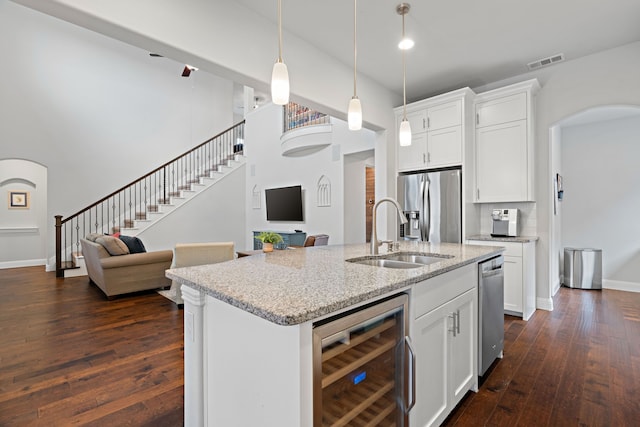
[410,263,477,427]
[503,255,523,315]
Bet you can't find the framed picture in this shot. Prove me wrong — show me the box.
[9,191,29,209]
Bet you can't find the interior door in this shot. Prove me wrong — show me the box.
[365,166,375,242]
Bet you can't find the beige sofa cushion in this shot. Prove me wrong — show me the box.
[95,236,130,256]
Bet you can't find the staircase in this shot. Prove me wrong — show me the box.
[55,121,245,278]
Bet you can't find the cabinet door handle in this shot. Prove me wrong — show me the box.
[427,152,431,163]
[423,153,426,164]
[426,117,430,129]
[476,188,480,200]
[404,336,417,412]
[449,313,457,337]
[476,113,479,126]
[423,118,426,130]
[455,309,461,335]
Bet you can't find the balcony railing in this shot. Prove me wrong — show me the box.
[283,102,329,133]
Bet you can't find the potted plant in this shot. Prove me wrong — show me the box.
[254,231,284,253]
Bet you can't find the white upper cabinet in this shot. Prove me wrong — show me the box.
[427,99,462,130]
[473,79,540,203]
[475,92,527,128]
[395,88,474,173]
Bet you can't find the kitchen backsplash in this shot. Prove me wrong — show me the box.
[479,202,537,236]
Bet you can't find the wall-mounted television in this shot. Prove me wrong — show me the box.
[265,185,303,221]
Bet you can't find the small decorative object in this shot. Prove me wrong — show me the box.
[252,185,261,209]
[317,175,331,207]
[9,191,29,209]
[254,231,284,253]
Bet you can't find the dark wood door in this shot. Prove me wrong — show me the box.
[365,166,375,242]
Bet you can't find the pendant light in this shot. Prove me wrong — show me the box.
[271,0,289,105]
[397,3,412,147]
[348,0,362,131]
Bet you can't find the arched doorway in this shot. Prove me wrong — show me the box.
[548,105,640,294]
[0,159,48,268]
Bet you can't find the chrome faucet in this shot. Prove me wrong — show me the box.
[370,197,408,255]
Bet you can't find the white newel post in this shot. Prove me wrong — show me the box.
[181,285,206,427]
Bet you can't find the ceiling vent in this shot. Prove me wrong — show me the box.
[527,53,565,70]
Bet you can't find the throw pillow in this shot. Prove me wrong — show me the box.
[119,235,147,254]
[85,233,103,242]
[95,236,130,256]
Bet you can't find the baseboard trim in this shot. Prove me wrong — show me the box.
[552,280,561,297]
[536,297,554,311]
[0,259,46,270]
[604,279,640,293]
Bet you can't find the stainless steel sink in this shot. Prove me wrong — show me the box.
[383,254,447,266]
[350,258,424,269]
[346,252,452,269]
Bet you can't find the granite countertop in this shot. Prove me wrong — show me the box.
[166,241,503,326]
[467,234,539,243]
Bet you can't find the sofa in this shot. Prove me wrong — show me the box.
[80,237,173,299]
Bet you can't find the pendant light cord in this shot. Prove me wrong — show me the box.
[278,0,283,62]
[402,11,407,120]
[353,0,357,97]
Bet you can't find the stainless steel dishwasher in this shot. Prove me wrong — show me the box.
[478,255,504,376]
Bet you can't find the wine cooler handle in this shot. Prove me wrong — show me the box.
[404,335,417,412]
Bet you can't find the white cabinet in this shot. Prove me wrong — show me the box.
[467,239,536,320]
[410,263,477,427]
[396,88,474,172]
[476,120,527,202]
[473,79,539,202]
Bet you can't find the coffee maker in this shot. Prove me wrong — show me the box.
[491,209,518,237]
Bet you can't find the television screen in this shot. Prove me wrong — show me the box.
[265,185,303,221]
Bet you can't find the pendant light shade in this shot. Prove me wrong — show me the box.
[348,96,362,130]
[271,0,289,105]
[271,61,289,105]
[347,0,362,131]
[398,3,412,146]
[399,119,412,146]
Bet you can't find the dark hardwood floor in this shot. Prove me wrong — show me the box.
[0,267,184,426]
[1,267,639,426]
[444,285,640,427]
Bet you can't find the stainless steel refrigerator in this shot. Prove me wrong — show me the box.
[397,168,462,243]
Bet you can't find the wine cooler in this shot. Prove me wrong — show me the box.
[312,294,414,426]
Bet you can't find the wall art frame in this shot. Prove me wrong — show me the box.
[9,191,29,209]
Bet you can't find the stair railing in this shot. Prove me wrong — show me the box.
[55,120,245,277]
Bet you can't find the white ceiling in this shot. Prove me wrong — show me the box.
[235,0,640,102]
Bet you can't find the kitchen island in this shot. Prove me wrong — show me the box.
[167,241,503,426]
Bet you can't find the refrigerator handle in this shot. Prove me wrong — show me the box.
[404,335,417,413]
[418,177,426,241]
[422,179,430,241]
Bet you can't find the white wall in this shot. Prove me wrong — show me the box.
[244,105,375,250]
[10,0,400,246]
[0,159,48,267]
[550,125,563,294]
[560,114,640,290]
[0,1,235,264]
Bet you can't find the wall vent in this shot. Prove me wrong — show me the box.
[527,53,565,70]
